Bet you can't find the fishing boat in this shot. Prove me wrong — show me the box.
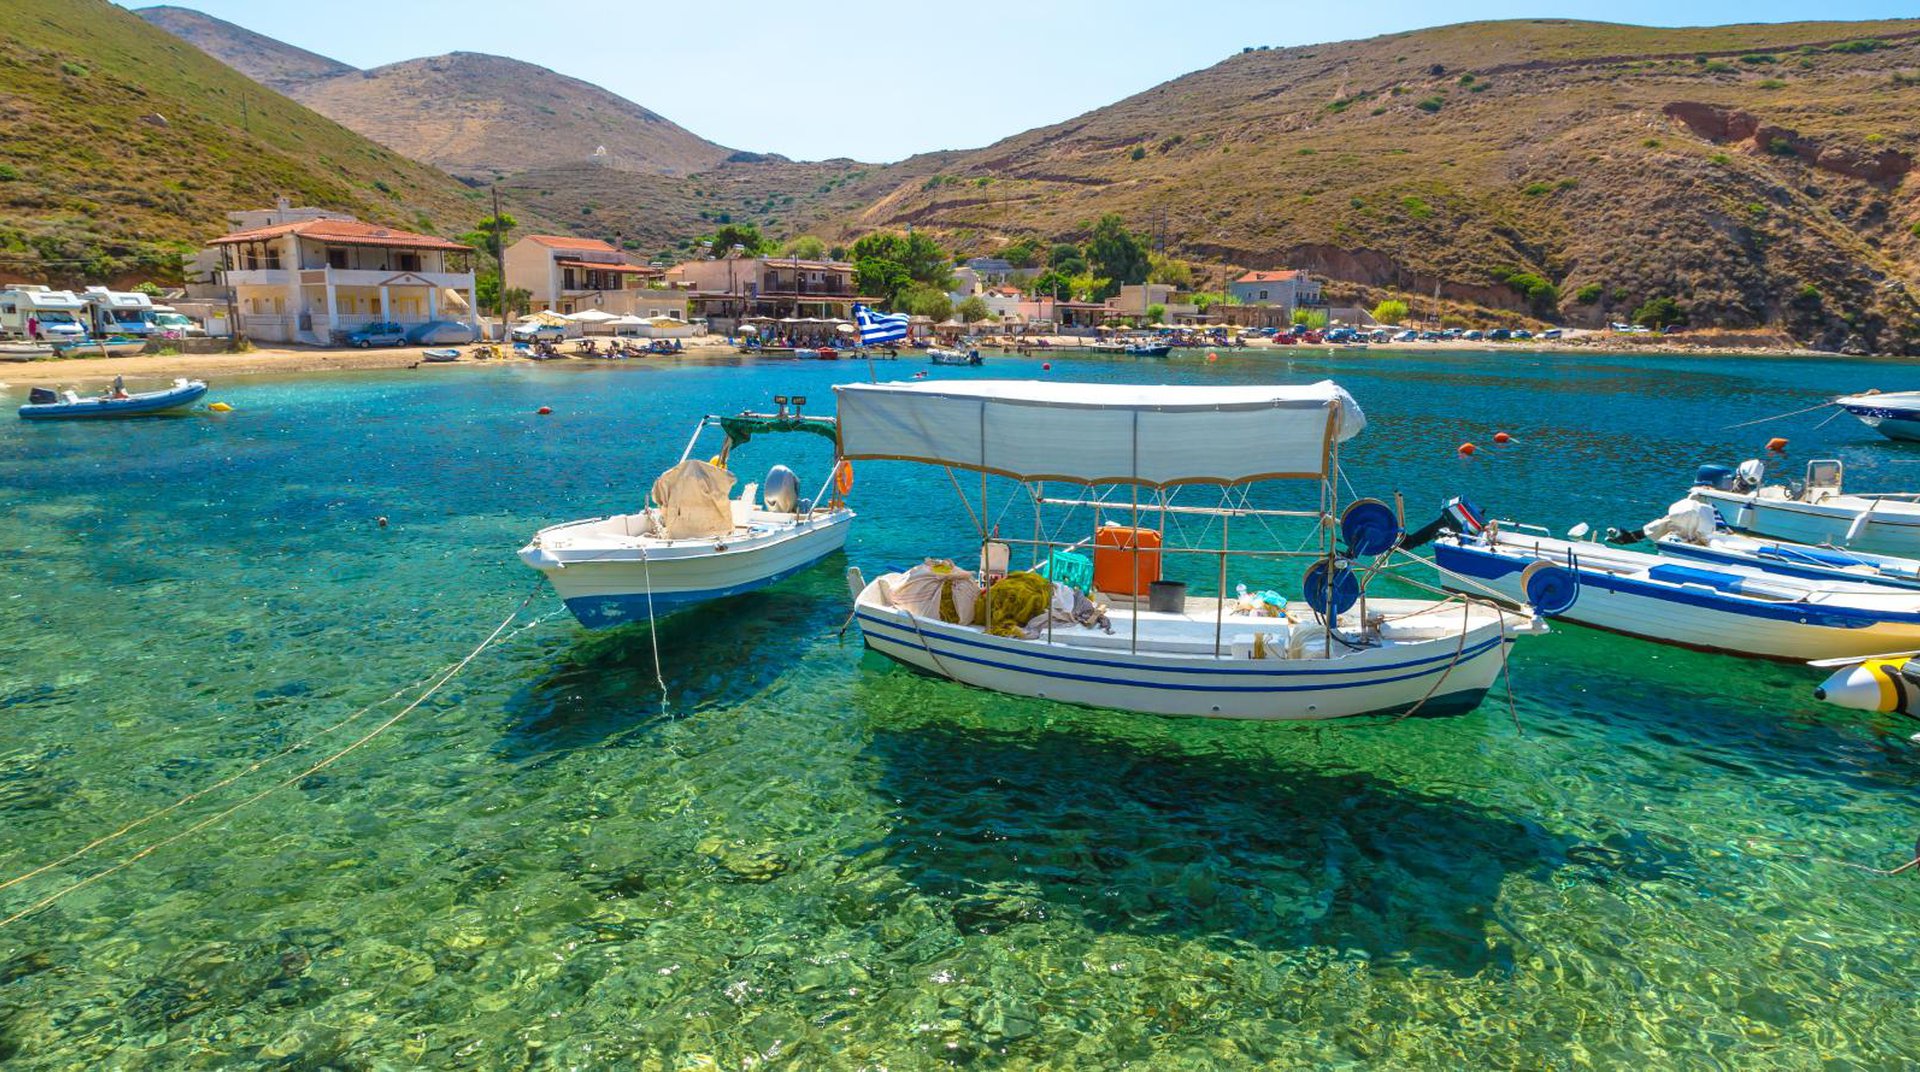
[53,336,147,358]
[1605,497,1920,591]
[1429,517,1920,660]
[1689,458,1920,557]
[519,401,855,628]
[0,342,54,361]
[927,344,981,366]
[1834,390,1920,442]
[1124,341,1172,357]
[835,379,1558,721]
[18,378,208,420]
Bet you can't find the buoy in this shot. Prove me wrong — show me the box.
[206,401,232,413]
[1042,362,1051,371]
[1458,442,1477,456]
[1206,351,1218,362]
[376,516,389,528]
[537,406,552,415]
[1493,431,1512,444]
[1766,436,1788,452]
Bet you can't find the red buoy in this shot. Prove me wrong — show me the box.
[1042,362,1051,371]
[1459,442,1477,456]
[1493,431,1512,444]
[1766,436,1788,452]
[1206,351,1218,362]
[537,406,552,415]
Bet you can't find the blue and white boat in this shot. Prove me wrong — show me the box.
[1835,390,1920,442]
[837,379,1554,721]
[519,405,854,628]
[1658,532,1920,591]
[1432,522,1920,660]
[18,378,207,420]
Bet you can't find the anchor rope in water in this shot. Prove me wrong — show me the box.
[0,585,552,929]
[1723,399,1840,430]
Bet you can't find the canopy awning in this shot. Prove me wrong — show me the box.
[717,413,839,450]
[518,310,569,326]
[833,380,1364,485]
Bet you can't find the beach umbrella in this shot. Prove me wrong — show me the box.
[519,310,569,327]
[565,309,619,323]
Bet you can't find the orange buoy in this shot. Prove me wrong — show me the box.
[1493,431,1512,444]
[1207,351,1218,362]
[537,406,552,415]
[1458,442,1477,456]
[1766,436,1788,452]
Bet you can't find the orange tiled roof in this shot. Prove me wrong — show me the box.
[210,218,470,251]
[1235,270,1304,283]
[525,234,619,252]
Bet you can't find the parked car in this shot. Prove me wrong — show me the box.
[1393,329,1419,342]
[150,310,205,337]
[1541,328,1563,340]
[347,321,408,348]
[1487,328,1512,341]
[407,320,478,345]
[511,323,567,342]
[1512,329,1533,340]
[1463,330,1485,341]
[1419,330,1444,341]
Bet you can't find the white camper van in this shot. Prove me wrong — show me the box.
[81,287,158,337]
[0,286,88,340]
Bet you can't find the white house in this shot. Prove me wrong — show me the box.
[1227,270,1321,311]
[209,218,479,345]
[503,234,675,316]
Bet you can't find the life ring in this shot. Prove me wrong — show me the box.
[835,461,854,496]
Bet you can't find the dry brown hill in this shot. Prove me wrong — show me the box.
[847,19,1920,352]
[136,5,355,91]
[0,0,512,285]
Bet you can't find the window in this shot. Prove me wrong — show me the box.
[1258,290,1269,301]
[397,253,421,272]
[326,248,348,270]
[563,269,577,290]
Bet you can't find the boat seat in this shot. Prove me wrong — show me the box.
[731,483,759,527]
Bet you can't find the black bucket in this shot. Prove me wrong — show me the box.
[1147,580,1187,614]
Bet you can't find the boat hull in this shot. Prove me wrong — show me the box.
[1435,538,1920,659]
[855,590,1519,721]
[524,513,853,628]
[1837,394,1920,442]
[18,381,207,420]
[1692,487,1920,557]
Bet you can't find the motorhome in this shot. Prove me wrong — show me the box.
[81,286,158,337]
[0,286,88,340]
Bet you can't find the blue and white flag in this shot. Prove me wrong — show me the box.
[853,303,909,345]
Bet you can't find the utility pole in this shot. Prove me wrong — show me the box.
[492,184,506,336]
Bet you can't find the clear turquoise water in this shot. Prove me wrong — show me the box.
[0,350,1917,1069]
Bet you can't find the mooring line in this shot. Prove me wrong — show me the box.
[0,585,550,929]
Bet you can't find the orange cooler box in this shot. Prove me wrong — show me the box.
[1092,525,1163,596]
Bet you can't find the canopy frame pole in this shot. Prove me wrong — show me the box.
[677,417,711,464]
[1130,411,1141,656]
[1031,496,1323,520]
[1325,403,1342,659]
[980,403,992,633]
[1215,510,1229,657]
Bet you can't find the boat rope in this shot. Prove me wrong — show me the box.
[901,605,963,684]
[1723,399,1838,430]
[0,584,551,929]
[638,548,670,713]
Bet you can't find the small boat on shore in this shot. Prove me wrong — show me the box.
[19,378,208,420]
[1689,458,1920,557]
[1430,516,1920,660]
[1124,341,1172,357]
[52,337,147,358]
[420,348,460,363]
[1835,390,1920,442]
[519,402,855,628]
[0,342,54,361]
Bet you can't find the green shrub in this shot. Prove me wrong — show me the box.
[1469,82,1490,92]
[1704,60,1736,73]
[1710,152,1733,165]
[0,165,17,182]
[1129,146,1146,161]
[1768,137,1797,156]
[1349,197,1365,208]
[1370,107,1388,116]
[1643,138,1661,148]
[1866,133,1886,144]
[1795,283,1823,304]
[59,61,88,77]
[1739,53,1777,64]
[1827,39,1887,54]
[1372,299,1410,324]
[1416,96,1444,113]
[1910,221,1920,237]
[1632,296,1685,329]
[1612,286,1631,302]
[1400,196,1435,219]
[1574,283,1605,304]
[1747,202,1768,217]
[1298,147,1317,155]
[1758,78,1786,89]
[1522,181,1553,196]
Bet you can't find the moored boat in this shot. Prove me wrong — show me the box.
[1834,390,1920,442]
[1689,458,1920,557]
[421,348,460,362]
[927,345,981,366]
[18,377,208,420]
[519,402,855,628]
[834,379,1556,721]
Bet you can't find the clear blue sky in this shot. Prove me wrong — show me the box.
[120,0,1917,162]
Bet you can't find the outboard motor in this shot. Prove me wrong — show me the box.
[1693,464,1735,491]
[1733,458,1766,492]
[1401,497,1486,550]
[763,464,800,513]
[27,387,56,405]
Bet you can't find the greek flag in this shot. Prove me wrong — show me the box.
[854,303,909,345]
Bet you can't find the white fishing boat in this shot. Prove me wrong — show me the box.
[835,379,1557,721]
[1689,458,1920,557]
[519,402,854,628]
[1601,496,1920,591]
[927,341,982,366]
[1429,517,1920,660]
[1834,390,1920,443]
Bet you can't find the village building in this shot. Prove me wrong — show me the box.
[209,217,479,345]
[665,256,876,334]
[503,235,683,318]
[1105,283,1197,322]
[1227,269,1322,312]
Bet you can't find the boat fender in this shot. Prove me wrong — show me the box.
[835,461,855,496]
[207,401,232,412]
[1814,657,1920,717]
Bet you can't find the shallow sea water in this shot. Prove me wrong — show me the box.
[0,349,1916,1069]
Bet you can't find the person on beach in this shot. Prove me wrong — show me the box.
[26,315,38,341]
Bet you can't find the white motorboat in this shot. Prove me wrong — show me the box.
[1689,457,1920,558]
[927,342,981,366]
[519,404,854,628]
[835,379,1556,721]
[1834,390,1920,443]
[1609,495,1920,591]
[1430,520,1920,660]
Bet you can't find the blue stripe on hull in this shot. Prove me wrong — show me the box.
[561,555,832,629]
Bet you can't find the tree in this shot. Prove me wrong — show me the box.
[1087,214,1150,299]
[1371,299,1410,325]
[709,222,770,257]
[1027,268,1073,301]
[1292,307,1329,329]
[1145,303,1167,324]
[850,231,953,307]
[1048,242,1087,276]
[899,283,952,322]
[457,213,517,272]
[1147,253,1193,288]
[1001,237,1041,269]
[1632,295,1686,329]
[781,234,827,260]
[133,280,162,297]
[503,287,533,317]
[1192,291,1239,313]
[957,295,991,323]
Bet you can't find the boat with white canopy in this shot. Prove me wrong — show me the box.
[1689,457,1920,557]
[519,399,854,628]
[834,379,1560,721]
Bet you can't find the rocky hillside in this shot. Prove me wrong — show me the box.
[0,0,505,284]
[138,8,733,180]
[847,19,1920,352]
[136,5,353,91]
